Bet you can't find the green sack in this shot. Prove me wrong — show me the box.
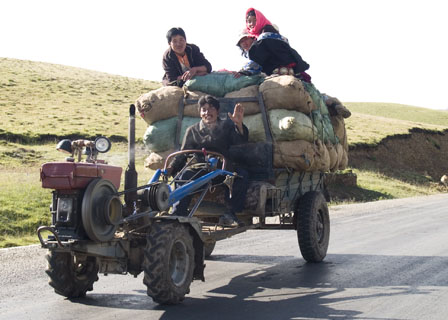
[311,110,338,144]
[244,109,318,143]
[143,117,199,152]
[185,72,264,97]
[270,109,318,142]
[303,82,329,116]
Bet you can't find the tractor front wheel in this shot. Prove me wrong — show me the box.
[45,251,99,298]
[143,221,195,304]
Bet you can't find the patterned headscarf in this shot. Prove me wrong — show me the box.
[245,8,272,37]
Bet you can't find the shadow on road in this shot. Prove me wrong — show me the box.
[72,253,448,319]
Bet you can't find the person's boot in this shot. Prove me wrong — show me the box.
[218,211,239,227]
[335,104,351,118]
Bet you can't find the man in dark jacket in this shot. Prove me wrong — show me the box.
[162,27,212,86]
[170,95,249,227]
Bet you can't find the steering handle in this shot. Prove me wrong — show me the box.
[163,149,226,171]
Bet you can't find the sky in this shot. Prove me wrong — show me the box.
[1,0,448,110]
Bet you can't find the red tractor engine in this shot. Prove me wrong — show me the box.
[40,137,122,242]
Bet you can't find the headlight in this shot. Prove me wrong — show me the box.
[95,136,111,153]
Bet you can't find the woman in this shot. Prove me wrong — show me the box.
[244,8,311,82]
[232,29,263,78]
[162,27,212,86]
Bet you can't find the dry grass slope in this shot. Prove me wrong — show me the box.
[0,57,160,141]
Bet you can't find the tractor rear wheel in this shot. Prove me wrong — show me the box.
[143,221,195,304]
[295,191,330,262]
[45,251,99,298]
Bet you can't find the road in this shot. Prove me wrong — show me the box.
[1,193,448,320]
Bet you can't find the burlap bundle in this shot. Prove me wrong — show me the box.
[326,142,338,171]
[183,90,206,118]
[273,139,330,172]
[338,145,348,170]
[244,109,318,143]
[331,115,348,152]
[270,109,317,142]
[259,75,316,114]
[224,85,260,115]
[136,86,184,125]
[144,149,175,170]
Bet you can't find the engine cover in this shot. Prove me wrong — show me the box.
[40,162,122,190]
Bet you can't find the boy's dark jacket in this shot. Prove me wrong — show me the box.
[162,43,212,85]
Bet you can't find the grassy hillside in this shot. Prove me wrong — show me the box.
[344,102,448,146]
[0,57,160,141]
[1,57,447,248]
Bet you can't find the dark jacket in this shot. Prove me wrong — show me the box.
[162,43,212,85]
[171,118,249,173]
[248,36,309,75]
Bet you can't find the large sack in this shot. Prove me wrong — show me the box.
[224,85,260,115]
[338,145,348,170]
[243,113,267,142]
[144,149,175,170]
[136,86,184,125]
[143,117,199,152]
[184,72,264,97]
[326,142,338,171]
[273,140,330,172]
[331,115,348,152]
[310,140,330,172]
[303,82,330,116]
[311,110,338,144]
[270,109,317,142]
[273,140,315,171]
[184,90,206,118]
[244,109,318,143]
[259,75,315,114]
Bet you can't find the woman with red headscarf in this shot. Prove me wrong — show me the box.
[245,8,311,82]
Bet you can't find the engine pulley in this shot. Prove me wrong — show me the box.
[81,178,122,242]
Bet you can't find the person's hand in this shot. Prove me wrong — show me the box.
[228,103,244,134]
[181,67,198,82]
[232,71,242,78]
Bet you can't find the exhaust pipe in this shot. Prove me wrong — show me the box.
[124,104,138,214]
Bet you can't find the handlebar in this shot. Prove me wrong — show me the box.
[163,149,226,171]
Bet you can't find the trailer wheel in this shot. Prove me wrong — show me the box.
[45,251,99,298]
[295,191,330,262]
[143,221,195,304]
[204,240,216,258]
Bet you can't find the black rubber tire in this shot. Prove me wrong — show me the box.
[143,221,195,305]
[45,251,99,298]
[296,191,330,263]
[204,240,216,258]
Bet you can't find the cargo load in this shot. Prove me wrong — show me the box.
[137,75,350,173]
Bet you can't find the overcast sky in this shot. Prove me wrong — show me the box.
[1,0,447,110]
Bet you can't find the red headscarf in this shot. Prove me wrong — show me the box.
[245,8,272,37]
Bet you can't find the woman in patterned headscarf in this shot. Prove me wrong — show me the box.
[245,8,311,82]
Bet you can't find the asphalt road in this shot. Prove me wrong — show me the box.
[1,193,448,320]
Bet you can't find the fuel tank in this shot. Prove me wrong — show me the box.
[40,162,122,190]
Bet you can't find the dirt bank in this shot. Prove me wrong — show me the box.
[349,128,448,182]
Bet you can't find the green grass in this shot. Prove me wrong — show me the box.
[345,102,448,146]
[0,57,160,142]
[1,57,448,248]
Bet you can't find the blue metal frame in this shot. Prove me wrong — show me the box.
[167,169,234,205]
[148,157,235,207]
